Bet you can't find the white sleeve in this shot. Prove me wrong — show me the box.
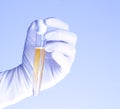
[0,64,33,109]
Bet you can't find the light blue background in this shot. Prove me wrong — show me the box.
[0,0,120,109]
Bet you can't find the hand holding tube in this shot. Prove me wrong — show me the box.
[0,17,77,108]
[22,18,77,91]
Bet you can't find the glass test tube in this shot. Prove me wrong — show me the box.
[33,32,46,96]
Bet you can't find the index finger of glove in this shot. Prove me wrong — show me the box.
[44,18,69,30]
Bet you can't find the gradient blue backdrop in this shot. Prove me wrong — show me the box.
[0,0,120,109]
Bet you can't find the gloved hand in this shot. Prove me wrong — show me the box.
[22,17,77,91]
[0,17,77,108]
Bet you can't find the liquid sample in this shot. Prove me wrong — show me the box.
[33,47,45,96]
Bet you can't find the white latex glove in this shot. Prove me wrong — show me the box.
[0,18,77,108]
[44,18,77,89]
[22,18,77,90]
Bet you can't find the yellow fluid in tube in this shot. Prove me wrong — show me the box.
[33,47,45,96]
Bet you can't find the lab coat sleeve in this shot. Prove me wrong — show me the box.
[0,64,33,109]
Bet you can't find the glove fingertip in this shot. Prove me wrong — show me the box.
[44,17,69,30]
[28,20,38,32]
